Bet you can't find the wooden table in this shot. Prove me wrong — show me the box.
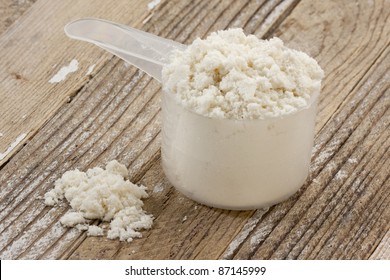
[0,0,389,260]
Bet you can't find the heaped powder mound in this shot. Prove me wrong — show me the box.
[44,160,153,242]
[162,28,324,120]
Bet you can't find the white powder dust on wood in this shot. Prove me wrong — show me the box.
[49,59,79,83]
[0,132,27,161]
[153,183,164,193]
[348,158,358,164]
[147,0,161,10]
[222,208,269,259]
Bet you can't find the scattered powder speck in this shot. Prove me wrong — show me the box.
[0,132,27,161]
[60,212,86,227]
[49,59,79,83]
[348,158,358,164]
[76,224,89,231]
[182,215,187,222]
[335,170,348,181]
[87,225,104,236]
[44,160,153,242]
[312,149,333,170]
[0,132,3,137]
[153,183,164,193]
[147,0,161,10]
[222,208,268,259]
[86,64,96,76]
[107,206,153,242]
[250,224,272,250]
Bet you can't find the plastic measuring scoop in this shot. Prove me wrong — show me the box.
[65,18,320,210]
[64,18,186,82]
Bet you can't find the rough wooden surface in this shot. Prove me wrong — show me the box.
[0,0,389,260]
[370,230,390,260]
[0,0,37,34]
[0,0,151,165]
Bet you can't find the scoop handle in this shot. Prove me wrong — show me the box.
[64,18,186,82]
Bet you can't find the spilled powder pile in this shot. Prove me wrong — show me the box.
[44,160,153,242]
[162,28,324,120]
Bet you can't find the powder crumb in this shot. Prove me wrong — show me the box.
[153,183,164,193]
[0,132,3,137]
[76,224,89,231]
[162,28,324,120]
[49,59,79,84]
[106,159,129,178]
[60,212,86,227]
[182,215,188,222]
[107,206,153,242]
[335,170,348,181]
[87,225,104,236]
[147,0,160,10]
[348,158,358,164]
[44,160,153,242]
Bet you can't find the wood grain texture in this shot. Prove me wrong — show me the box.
[370,230,390,260]
[0,0,298,259]
[0,0,389,260]
[226,0,390,260]
[0,0,37,34]
[0,0,151,166]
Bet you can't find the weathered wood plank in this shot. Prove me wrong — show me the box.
[370,230,390,260]
[69,0,304,260]
[271,0,390,134]
[69,0,390,260]
[0,0,389,260]
[0,0,36,34]
[228,0,390,258]
[0,0,152,166]
[0,0,299,259]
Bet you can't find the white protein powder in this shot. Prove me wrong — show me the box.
[161,29,324,209]
[44,160,153,242]
[162,28,324,120]
[87,225,104,236]
[60,212,86,227]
